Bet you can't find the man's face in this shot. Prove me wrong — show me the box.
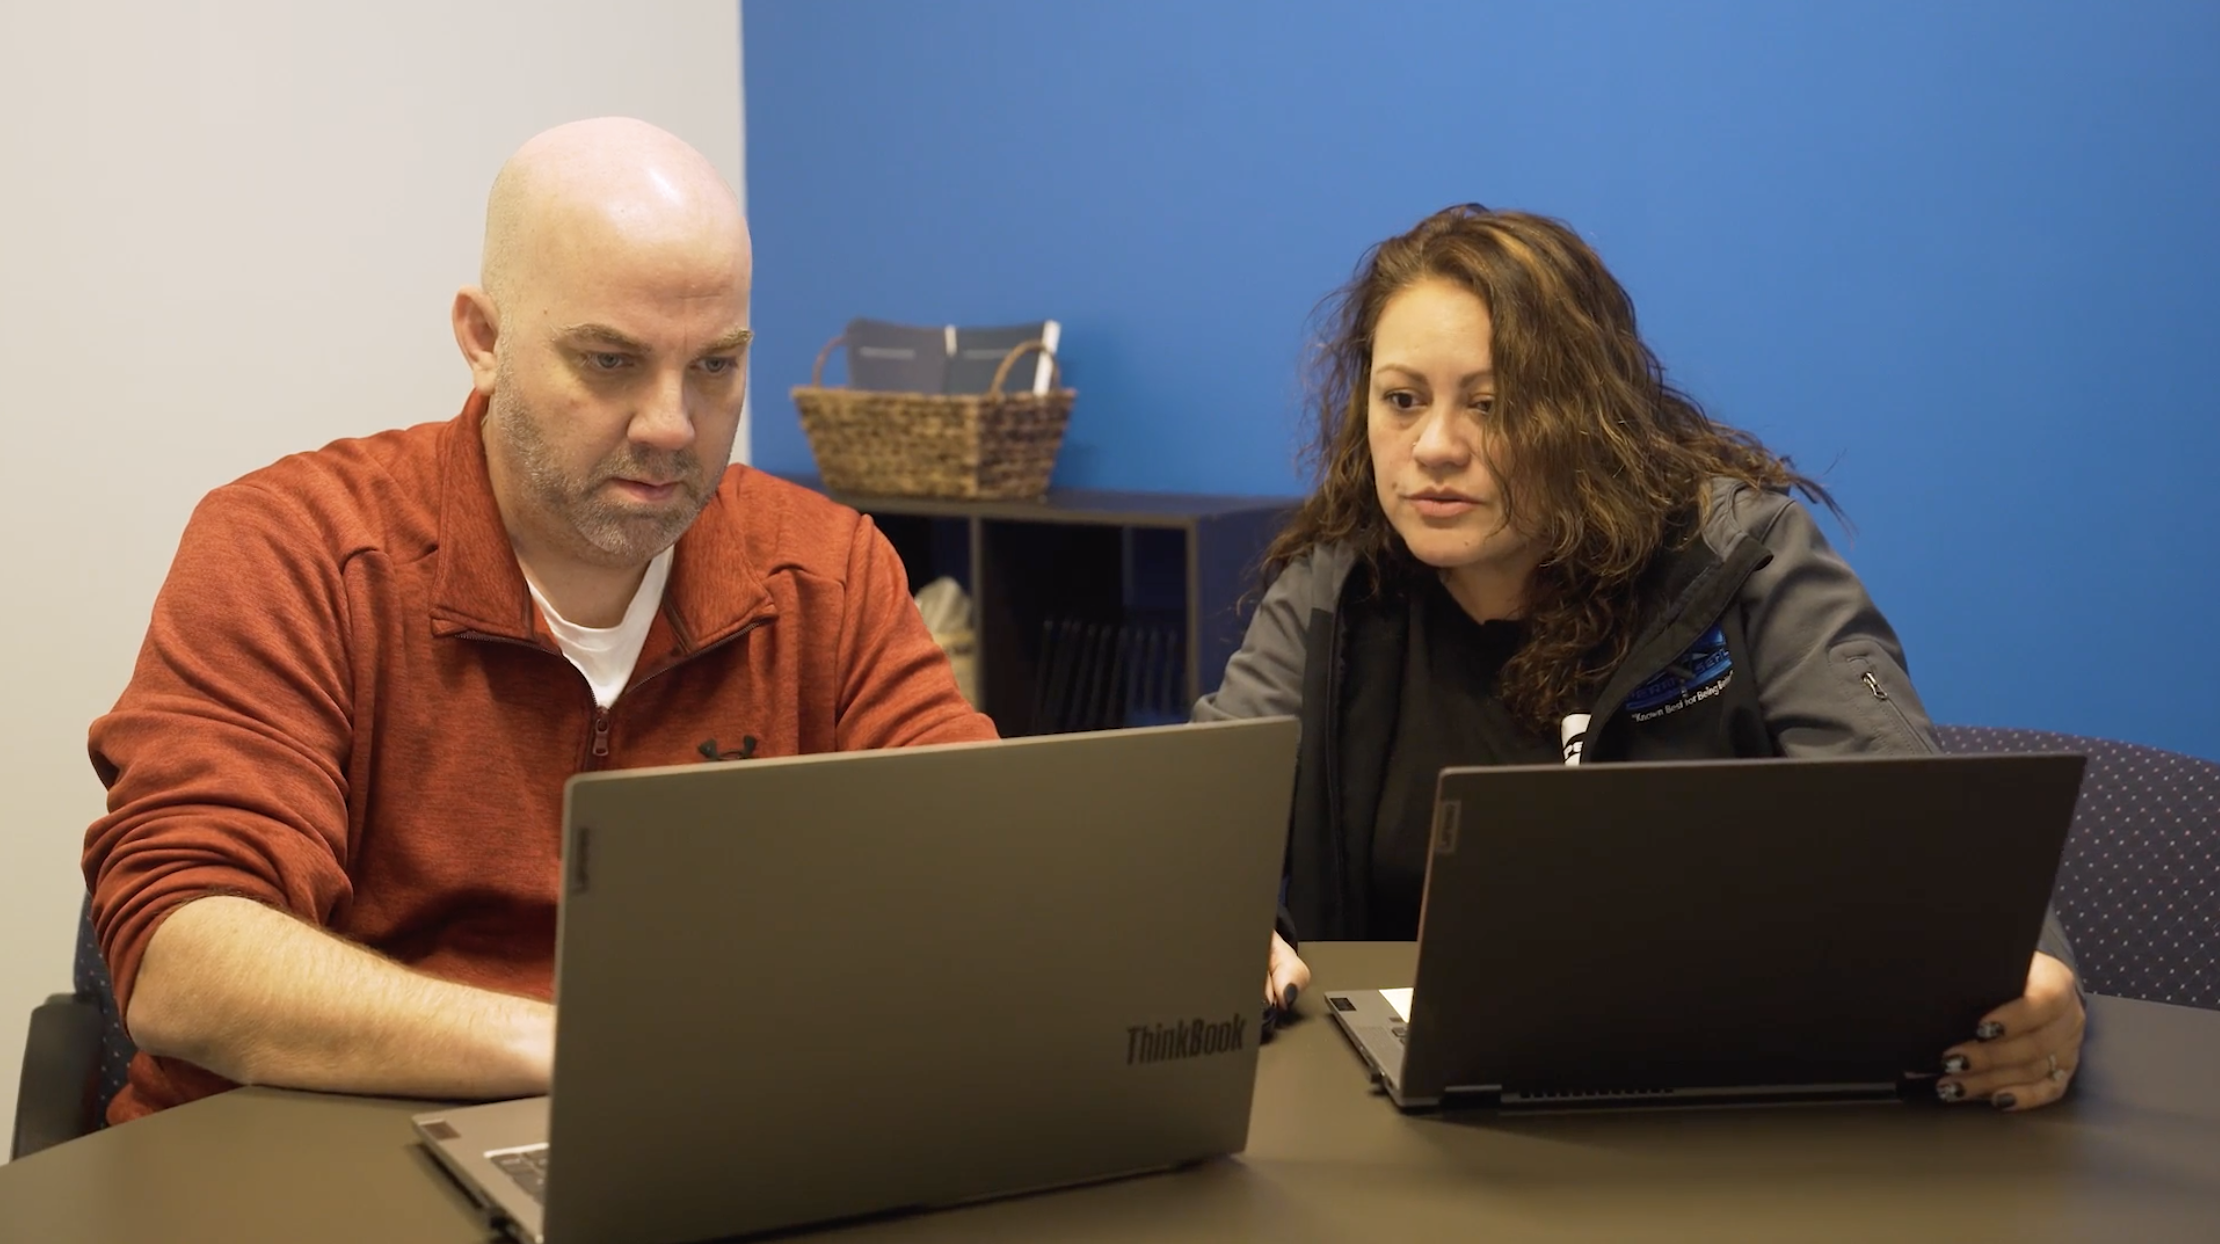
[485,222,751,570]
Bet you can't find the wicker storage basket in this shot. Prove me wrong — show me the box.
[791,335,1074,500]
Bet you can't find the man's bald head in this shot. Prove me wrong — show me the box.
[479,117,749,315]
[454,118,754,600]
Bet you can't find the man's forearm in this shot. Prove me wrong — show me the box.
[126,895,553,1099]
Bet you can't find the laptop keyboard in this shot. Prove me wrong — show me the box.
[490,1146,551,1205]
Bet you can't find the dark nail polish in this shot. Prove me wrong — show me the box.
[1975,1021,2005,1041]
[1942,1053,1970,1075]
[1993,1092,2017,1111]
[1282,984,1300,1011]
[1937,1080,1965,1103]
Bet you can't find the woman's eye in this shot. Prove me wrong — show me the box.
[1471,397,1496,416]
[1385,390,1420,412]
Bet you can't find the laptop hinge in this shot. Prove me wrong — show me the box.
[1493,1081,1904,1113]
[1436,1084,1503,1110]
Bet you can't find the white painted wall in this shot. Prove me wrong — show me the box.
[0,0,746,1153]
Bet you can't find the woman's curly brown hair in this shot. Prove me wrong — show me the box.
[1267,204,1835,734]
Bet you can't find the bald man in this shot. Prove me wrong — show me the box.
[83,119,994,1122]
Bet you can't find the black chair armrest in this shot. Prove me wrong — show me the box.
[12,993,103,1160]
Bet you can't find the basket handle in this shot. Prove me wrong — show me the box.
[810,334,847,386]
[987,339,1063,398]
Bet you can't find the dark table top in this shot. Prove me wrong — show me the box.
[5,942,2216,1243]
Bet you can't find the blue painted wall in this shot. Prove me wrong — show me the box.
[743,0,2220,758]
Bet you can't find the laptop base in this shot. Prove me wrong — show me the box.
[416,1098,550,1244]
[1325,988,1908,1114]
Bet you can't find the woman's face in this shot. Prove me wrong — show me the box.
[1365,278,1543,616]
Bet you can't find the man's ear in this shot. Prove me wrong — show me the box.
[452,286,500,395]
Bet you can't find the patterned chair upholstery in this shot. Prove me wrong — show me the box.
[1937,725,2219,1010]
[72,894,137,1118]
[12,895,136,1158]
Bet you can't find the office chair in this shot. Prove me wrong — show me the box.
[12,894,137,1159]
[1937,725,2219,1011]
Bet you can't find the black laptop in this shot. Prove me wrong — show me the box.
[1325,753,2084,1111]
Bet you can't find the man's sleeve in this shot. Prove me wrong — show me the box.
[84,482,357,1019]
[832,514,999,750]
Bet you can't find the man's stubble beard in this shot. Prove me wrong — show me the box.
[487,375,717,568]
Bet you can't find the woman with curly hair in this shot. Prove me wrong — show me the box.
[1198,204,2083,1111]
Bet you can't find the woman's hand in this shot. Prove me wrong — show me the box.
[1264,931,1311,1011]
[1935,951,2085,1111]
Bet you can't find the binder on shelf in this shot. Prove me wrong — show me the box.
[946,320,1061,395]
[840,317,1063,395]
[842,318,951,394]
[1027,616,1185,734]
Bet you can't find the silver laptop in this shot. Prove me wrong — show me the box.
[1328,753,2084,1111]
[414,718,1297,1244]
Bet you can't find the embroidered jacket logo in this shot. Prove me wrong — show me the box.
[1126,1014,1247,1065]
[1625,624,1734,723]
[696,735,758,761]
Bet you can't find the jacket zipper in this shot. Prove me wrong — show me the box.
[462,616,772,772]
[1858,664,1935,752]
[1319,610,1353,938]
[584,618,771,769]
[458,631,611,771]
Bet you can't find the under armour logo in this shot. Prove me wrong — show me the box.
[697,735,759,762]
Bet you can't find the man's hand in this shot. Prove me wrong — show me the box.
[1263,931,1311,1011]
[1934,951,2084,1111]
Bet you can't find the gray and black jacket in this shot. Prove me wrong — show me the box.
[1197,478,2076,968]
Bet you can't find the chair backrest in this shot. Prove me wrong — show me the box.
[72,894,136,1122]
[1936,725,2220,1010]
